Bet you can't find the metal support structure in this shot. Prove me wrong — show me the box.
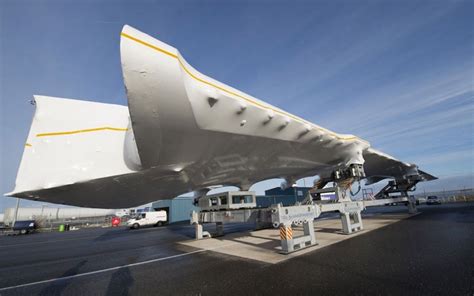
[190,207,271,239]
[375,179,417,199]
[340,211,363,234]
[194,223,211,239]
[310,172,366,235]
[194,223,203,239]
[192,211,210,239]
[271,203,319,254]
[278,221,317,254]
[190,173,418,254]
[279,225,293,252]
[339,202,364,234]
[374,179,418,214]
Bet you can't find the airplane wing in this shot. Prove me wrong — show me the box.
[5,25,435,208]
[363,148,437,185]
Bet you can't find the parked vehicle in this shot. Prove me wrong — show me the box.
[416,197,427,205]
[12,220,36,234]
[127,211,167,229]
[426,196,441,205]
[385,201,409,206]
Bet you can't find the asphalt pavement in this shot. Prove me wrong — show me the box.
[0,203,472,295]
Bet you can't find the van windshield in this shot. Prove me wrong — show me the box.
[133,213,145,220]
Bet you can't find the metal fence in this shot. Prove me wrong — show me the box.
[414,188,474,203]
[35,215,115,230]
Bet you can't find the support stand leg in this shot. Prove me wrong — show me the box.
[303,220,316,245]
[407,196,417,214]
[340,211,363,234]
[195,223,203,240]
[341,213,352,234]
[279,225,294,253]
[353,211,363,231]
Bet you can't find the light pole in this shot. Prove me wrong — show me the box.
[293,184,298,204]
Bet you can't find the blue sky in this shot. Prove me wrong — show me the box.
[1,0,473,210]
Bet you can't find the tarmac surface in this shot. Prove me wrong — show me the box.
[0,203,473,295]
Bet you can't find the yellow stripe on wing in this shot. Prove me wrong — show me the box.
[36,127,128,137]
[121,32,178,59]
[120,32,363,143]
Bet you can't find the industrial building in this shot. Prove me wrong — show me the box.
[151,197,198,224]
[257,187,311,207]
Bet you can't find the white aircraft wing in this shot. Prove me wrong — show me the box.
[5,25,435,208]
[363,148,437,185]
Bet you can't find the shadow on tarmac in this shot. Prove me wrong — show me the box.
[105,267,134,296]
[38,260,87,296]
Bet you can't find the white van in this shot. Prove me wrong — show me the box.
[127,211,167,229]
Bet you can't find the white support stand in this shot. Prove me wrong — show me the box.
[195,223,203,240]
[314,183,365,235]
[279,220,317,254]
[340,211,363,234]
[194,223,211,239]
[190,208,273,239]
[272,204,320,254]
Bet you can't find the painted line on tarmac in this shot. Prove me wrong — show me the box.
[0,236,101,248]
[0,243,235,292]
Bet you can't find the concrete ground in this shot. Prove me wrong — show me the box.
[0,203,473,295]
[180,212,414,264]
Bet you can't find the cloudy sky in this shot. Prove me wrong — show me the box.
[1,0,473,210]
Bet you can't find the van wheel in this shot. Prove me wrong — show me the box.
[20,229,27,235]
[157,221,163,227]
[132,223,140,229]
